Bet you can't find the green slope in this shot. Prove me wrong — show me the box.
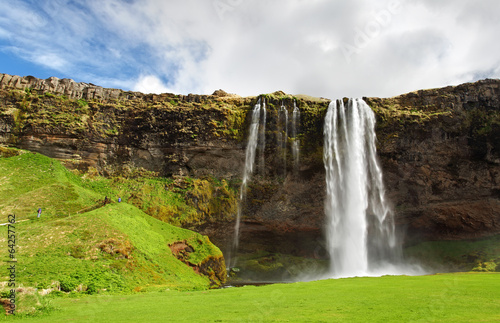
[0,149,226,315]
[0,149,102,221]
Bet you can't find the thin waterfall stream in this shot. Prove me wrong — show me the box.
[228,98,265,268]
[291,100,300,170]
[278,101,288,175]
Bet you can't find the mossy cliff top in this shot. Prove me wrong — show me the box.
[0,74,330,148]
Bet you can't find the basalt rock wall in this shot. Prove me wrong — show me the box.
[1,73,499,256]
[366,79,500,243]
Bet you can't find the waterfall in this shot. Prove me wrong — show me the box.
[229,98,265,268]
[259,99,267,173]
[291,101,300,169]
[323,98,403,278]
[278,101,288,175]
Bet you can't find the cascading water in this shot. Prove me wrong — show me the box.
[258,99,267,174]
[323,98,405,278]
[228,98,264,268]
[278,101,289,174]
[291,101,300,169]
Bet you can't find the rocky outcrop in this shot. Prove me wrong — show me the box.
[1,73,499,258]
[0,73,124,100]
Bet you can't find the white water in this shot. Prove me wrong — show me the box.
[229,99,264,268]
[258,99,267,174]
[291,101,300,169]
[323,98,417,278]
[278,102,288,175]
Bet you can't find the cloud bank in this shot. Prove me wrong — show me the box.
[0,0,499,99]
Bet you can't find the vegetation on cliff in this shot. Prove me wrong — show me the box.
[76,169,239,230]
[365,80,500,161]
[0,87,250,144]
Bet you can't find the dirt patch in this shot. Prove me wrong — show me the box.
[98,238,134,259]
[169,240,226,286]
[0,298,13,315]
[169,240,194,262]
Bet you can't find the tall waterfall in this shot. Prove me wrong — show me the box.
[229,99,265,268]
[323,98,402,278]
[291,101,300,169]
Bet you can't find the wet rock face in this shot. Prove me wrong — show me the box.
[1,73,500,254]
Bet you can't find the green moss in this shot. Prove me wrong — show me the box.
[0,146,21,157]
[472,261,497,272]
[466,108,500,136]
[77,98,88,107]
[184,178,238,225]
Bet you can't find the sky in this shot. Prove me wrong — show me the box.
[0,0,499,99]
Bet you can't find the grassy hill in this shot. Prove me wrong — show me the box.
[0,148,226,315]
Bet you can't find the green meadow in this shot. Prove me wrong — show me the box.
[4,273,499,322]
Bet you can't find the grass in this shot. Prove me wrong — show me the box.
[0,150,102,221]
[0,149,227,316]
[3,272,498,322]
[0,200,220,294]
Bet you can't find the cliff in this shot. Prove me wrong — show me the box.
[366,80,500,243]
[1,73,499,258]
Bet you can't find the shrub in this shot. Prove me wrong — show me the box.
[59,276,78,292]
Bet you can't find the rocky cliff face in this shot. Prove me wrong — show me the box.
[0,73,123,100]
[1,74,499,258]
[366,80,500,243]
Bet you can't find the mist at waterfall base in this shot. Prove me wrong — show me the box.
[228,97,423,281]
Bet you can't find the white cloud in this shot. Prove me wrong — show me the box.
[0,0,499,98]
[133,75,172,94]
[34,53,68,71]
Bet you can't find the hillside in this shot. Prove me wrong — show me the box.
[0,149,226,313]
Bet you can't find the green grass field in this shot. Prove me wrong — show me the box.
[3,272,498,322]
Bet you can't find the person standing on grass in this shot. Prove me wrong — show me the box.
[37,208,42,218]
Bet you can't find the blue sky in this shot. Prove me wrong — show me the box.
[1,0,499,98]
